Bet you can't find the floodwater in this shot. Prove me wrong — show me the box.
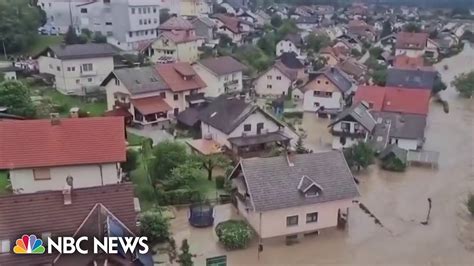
[169,44,474,265]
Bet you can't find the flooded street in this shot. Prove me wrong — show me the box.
[170,44,474,265]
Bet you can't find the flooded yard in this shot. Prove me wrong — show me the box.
[170,44,474,265]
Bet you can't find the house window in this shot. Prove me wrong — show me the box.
[306,212,318,223]
[160,92,166,98]
[139,19,143,25]
[313,91,320,97]
[33,168,51,180]
[257,122,264,134]
[153,7,157,13]
[71,67,75,71]
[82,63,93,72]
[138,8,142,14]
[276,76,282,80]
[174,108,179,116]
[341,122,350,131]
[76,79,80,84]
[314,102,320,107]
[325,92,332,97]
[325,81,329,85]
[115,78,120,86]
[56,66,60,71]
[243,124,251,131]
[154,18,158,24]
[0,240,10,253]
[267,75,272,80]
[317,80,321,84]
[49,64,53,69]
[131,8,135,14]
[173,94,179,101]
[267,84,272,89]
[80,8,87,13]
[87,77,93,82]
[129,32,133,37]
[286,215,298,226]
[106,22,112,25]
[67,67,71,71]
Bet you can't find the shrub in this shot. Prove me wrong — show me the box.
[157,189,203,206]
[136,184,156,203]
[215,176,226,189]
[121,149,139,173]
[215,220,254,250]
[381,157,406,172]
[467,194,474,216]
[283,111,303,119]
[139,209,170,244]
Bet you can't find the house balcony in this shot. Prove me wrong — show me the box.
[330,129,367,138]
[224,79,239,87]
[80,70,97,77]
[227,130,291,158]
[114,100,130,110]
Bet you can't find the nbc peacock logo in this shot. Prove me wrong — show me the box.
[13,234,46,254]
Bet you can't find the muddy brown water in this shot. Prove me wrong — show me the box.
[169,44,474,265]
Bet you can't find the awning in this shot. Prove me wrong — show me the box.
[228,131,290,147]
[186,139,223,155]
[131,96,171,115]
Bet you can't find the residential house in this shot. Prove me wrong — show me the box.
[353,85,431,116]
[392,55,432,70]
[386,68,437,90]
[0,183,144,265]
[74,0,161,51]
[218,0,249,15]
[329,102,376,149]
[0,117,126,194]
[254,52,306,97]
[192,56,247,97]
[295,16,319,32]
[102,63,207,126]
[199,95,297,157]
[255,10,271,26]
[36,43,116,95]
[314,5,335,20]
[37,0,86,33]
[160,0,181,15]
[229,151,360,239]
[346,20,377,42]
[313,26,344,41]
[320,46,348,66]
[334,34,363,53]
[191,16,216,42]
[276,33,304,58]
[337,59,368,83]
[211,14,252,44]
[180,0,213,17]
[301,67,356,115]
[0,63,21,81]
[395,32,439,60]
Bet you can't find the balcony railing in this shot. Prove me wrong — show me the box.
[224,79,239,86]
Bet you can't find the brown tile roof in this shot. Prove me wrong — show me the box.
[0,117,126,169]
[155,62,207,92]
[198,56,247,76]
[395,32,428,50]
[158,16,194,31]
[274,61,299,81]
[393,55,433,70]
[0,183,137,265]
[212,14,241,33]
[131,96,172,115]
[337,59,367,78]
[161,30,200,44]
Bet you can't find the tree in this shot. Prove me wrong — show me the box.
[139,209,170,244]
[168,237,178,263]
[0,80,36,118]
[312,56,328,71]
[305,33,330,53]
[467,194,474,216]
[164,161,203,190]
[270,14,282,28]
[343,142,375,171]
[64,26,80,45]
[218,34,233,48]
[177,239,193,266]
[351,48,362,57]
[369,47,384,58]
[121,149,138,173]
[403,23,421,33]
[0,0,44,54]
[381,20,392,38]
[257,33,276,56]
[452,71,474,98]
[92,32,107,43]
[149,141,188,182]
[197,154,231,181]
[372,69,387,86]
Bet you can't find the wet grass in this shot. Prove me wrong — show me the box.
[0,171,10,195]
[41,89,106,116]
[16,35,63,57]
[127,132,146,146]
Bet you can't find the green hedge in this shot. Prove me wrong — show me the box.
[215,220,254,250]
[381,157,406,172]
[156,189,203,205]
[283,111,303,119]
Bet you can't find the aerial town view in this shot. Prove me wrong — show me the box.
[0,0,473,265]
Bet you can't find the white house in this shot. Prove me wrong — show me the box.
[254,52,306,97]
[211,14,251,44]
[276,33,304,57]
[199,95,297,157]
[192,56,247,98]
[36,43,116,95]
[0,117,126,194]
[180,0,213,17]
[302,67,355,115]
[229,151,360,239]
[102,63,207,126]
[149,31,201,63]
[395,32,439,60]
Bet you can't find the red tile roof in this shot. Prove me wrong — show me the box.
[155,62,206,92]
[354,85,431,115]
[161,30,200,44]
[158,16,194,31]
[212,14,241,33]
[0,183,137,265]
[395,32,428,50]
[131,96,172,115]
[0,117,126,169]
[393,55,434,71]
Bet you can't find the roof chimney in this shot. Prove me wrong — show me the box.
[50,113,60,125]
[63,184,72,205]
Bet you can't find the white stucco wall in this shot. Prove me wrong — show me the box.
[193,64,243,98]
[105,77,131,110]
[276,40,301,57]
[395,48,425,57]
[38,55,114,94]
[303,90,343,112]
[254,67,292,96]
[390,138,419,151]
[9,163,120,194]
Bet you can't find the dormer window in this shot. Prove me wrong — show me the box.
[297,175,323,198]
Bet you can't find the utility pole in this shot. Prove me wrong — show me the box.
[69,0,73,28]
[2,40,7,60]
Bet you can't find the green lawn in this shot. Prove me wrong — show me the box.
[0,171,11,195]
[127,132,146,146]
[16,35,63,57]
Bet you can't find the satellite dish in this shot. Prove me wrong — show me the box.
[66,175,74,187]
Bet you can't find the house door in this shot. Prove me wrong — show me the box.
[257,123,264,134]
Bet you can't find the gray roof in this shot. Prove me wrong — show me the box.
[379,144,408,163]
[41,43,117,60]
[102,67,168,95]
[386,68,437,90]
[237,151,360,212]
[191,16,215,28]
[282,33,303,48]
[372,111,427,140]
[311,66,354,94]
[329,102,376,131]
[199,95,283,135]
[198,56,247,76]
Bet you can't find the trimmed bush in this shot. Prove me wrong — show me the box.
[139,209,170,244]
[467,194,474,216]
[215,176,226,189]
[156,189,203,206]
[215,220,254,250]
